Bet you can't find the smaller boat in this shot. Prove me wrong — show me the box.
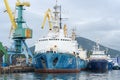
[112,57,120,70]
[87,42,108,72]
[113,62,120,70]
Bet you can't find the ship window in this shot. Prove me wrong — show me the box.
[49,39,56,41]
[39,39,48,41]
[48,39,71,41]
[60,39,70,41]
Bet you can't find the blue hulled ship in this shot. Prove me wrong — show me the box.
[33,2,87,73]
[87,43,109,72]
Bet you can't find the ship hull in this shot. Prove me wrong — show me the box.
[87,59,108,72]
[33,52,87,73]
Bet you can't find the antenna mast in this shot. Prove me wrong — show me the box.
[54,0,62,29]
[60,5,62,29]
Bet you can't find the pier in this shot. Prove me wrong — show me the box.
[0,66,34,74]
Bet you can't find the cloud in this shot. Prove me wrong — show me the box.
[1,0,120,51]
[75,17,120,50]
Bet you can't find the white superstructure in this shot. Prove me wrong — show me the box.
[35,30,78,54]
[89,43,108,60]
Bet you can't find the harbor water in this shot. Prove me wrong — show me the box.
[0,70,120,80]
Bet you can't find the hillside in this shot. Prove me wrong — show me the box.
[76,37,120,58]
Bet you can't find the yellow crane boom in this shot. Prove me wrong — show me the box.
[63,24,67,37]
[41,8,53,30]
[4,0,17,30]
[16,0,30,7]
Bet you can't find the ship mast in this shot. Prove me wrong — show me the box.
[53,0,62,30]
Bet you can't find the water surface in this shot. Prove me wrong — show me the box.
[0,70,120,80]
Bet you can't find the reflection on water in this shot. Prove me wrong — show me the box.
[0,70,120,80]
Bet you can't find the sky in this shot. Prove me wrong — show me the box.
[0,0,120,51]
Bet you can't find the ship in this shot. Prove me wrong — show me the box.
[87,43,109,72]
[112,57,120,70]
[33,2,87,73]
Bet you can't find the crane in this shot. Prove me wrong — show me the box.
[63,24,67,37]
[41,8,53,30]
[4,0,17,31]
[3,0,33,65]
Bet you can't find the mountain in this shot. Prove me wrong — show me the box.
[30,37,120,58]
[76,37,120,58]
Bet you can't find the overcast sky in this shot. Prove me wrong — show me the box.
[0,0,120,51]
